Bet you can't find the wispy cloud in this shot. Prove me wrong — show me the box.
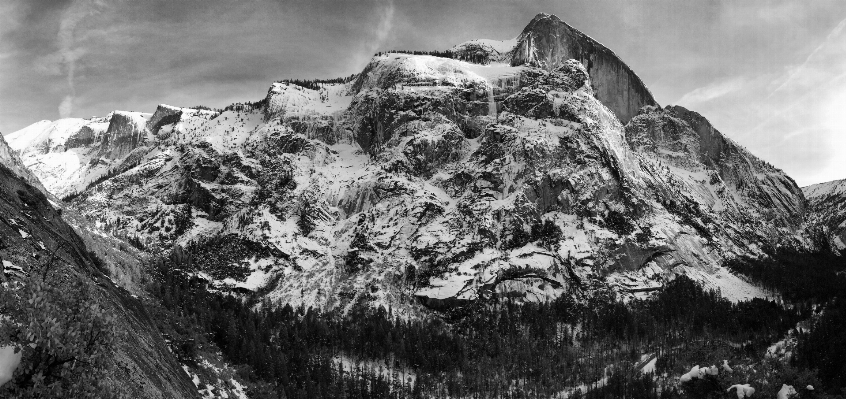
[352,0,395,69]
[373,0,395,46]
[676,77,746,106]
[767,17,846,98]
[52,0,109,117]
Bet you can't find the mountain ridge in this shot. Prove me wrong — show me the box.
[4,13,814,314]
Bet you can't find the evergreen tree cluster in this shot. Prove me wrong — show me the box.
[222,98,269,113]
[144,250,846,398]
[279,75,357,91]
[375,50,456,59]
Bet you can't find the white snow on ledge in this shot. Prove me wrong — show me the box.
[674,265,769,303]
[0,346,22,387]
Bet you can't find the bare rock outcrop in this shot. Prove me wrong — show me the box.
[511,13,657,123]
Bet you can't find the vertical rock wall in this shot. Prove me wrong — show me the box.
[511,13,658,123]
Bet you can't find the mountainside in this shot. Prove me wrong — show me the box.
[0,136,198,397]
[6,14,808,315]
[803,179,846,253]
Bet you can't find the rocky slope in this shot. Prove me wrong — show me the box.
[0,136,199,398]
[803,179,846,253]
[6,14,807,313]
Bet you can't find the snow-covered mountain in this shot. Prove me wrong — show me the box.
[803,179,846,253]
[6,13,809,313]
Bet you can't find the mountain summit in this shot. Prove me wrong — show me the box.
[511,13,658,123]
[6,13,809,314]
[450,13,658,123]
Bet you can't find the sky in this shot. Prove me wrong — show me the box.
[0,0,844,186]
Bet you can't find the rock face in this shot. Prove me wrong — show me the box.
[511,13,658,123]
[7,14,808,313]
[0,152,198,398]
[99,111,149,159]
[147,104,184,134]
[803,179,846,253]
[626,105,806,233]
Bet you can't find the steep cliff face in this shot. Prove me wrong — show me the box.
[147,104,184,134]
[803,179,846,253]
[663,106,805,226]
[0,153,198,398]
[510,13,657,124]
[98,111,150,159]
[624,106,806,252]
[7,14,808,313]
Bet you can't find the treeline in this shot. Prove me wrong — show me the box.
[374,49,496,64]
[222,98,269,113]
[148,251,823,398]
[279,75,357,91]
[375,50,456,59]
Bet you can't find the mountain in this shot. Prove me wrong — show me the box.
[0,135,199,397]
[803,178,846,253]
[5,13,807,315]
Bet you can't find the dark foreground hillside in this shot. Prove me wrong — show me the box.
[0,159,199,398]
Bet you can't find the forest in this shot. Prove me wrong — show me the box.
[147,249,846,398]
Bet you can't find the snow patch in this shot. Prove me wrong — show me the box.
[0,346,22,387]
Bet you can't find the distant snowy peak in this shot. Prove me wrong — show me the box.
[7,118,89,155]
[804,178,846,200]
[6,110,151,198]
[803,178,846,252]
[8,111,150,156]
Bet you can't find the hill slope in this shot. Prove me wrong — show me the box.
[0,136,198,397]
